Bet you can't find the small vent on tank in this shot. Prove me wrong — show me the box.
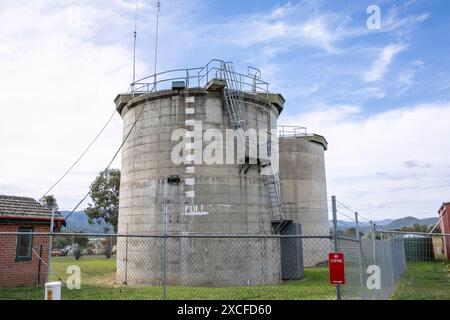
[167,175,180,184]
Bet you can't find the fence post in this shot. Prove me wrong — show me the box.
[37,244,43,286]
[355,212,365,299]
[124,223,129,285]
[331,195,341,300]
[163,200,168,300]
[370,221,377,300]
[109,235,113,258]
[47,207,55,282]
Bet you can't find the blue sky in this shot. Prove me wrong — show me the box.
[0,0,449,220]
[181,0,450,115]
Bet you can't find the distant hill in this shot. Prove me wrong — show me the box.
[60,210,113,233]
[374,219,394,226]
[379,216,439,231]
[61,210,438,234]
[331,216,439,232]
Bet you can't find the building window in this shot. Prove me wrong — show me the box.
[16,227,33,261]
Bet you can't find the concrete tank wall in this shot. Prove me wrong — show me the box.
[279,135,330,266]
[115,88,282,286]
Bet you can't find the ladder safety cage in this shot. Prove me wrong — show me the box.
[197,59,270,94]
[201,60,291,233]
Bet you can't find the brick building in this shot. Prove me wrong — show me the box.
[0,195,65,288]
[438,202,450,260]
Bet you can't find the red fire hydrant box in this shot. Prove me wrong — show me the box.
[328,252,345,285]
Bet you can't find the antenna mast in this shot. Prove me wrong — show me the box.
[132,0,138,90]
[154,0,161,89]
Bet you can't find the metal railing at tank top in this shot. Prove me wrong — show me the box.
[128,59,270,96]
[278,125,308,138]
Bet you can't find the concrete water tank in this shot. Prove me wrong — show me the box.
[114,85,284,286]
[279,131,329,266]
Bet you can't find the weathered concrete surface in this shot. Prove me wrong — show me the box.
[115,88,283,286]
[279,135,330,266]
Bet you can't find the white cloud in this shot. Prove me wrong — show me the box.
[0,1,141,208]
[214,3,355,54]
[396,70,415,96]
[350,87,387,99]
[364,43,407,82]
[0,0,446,222]
[280,103,450,219]
[291,84,320,98]
[0,0,216,209]
[298,17,339,53]
[398,70,415,85]
[383,4,430,35]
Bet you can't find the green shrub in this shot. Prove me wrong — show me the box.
[74,246,83,260]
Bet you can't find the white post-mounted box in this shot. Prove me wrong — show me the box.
[45,282,61,300]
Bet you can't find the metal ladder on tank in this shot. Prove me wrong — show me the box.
[221,62,250,174]
[220,61,291,233]
[221,62,247,130]
[260,144,292,233]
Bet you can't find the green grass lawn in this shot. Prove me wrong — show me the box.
[50,255,117,286]
[0,256,335,300]
[392,261,450,300]
[3,256,447,300]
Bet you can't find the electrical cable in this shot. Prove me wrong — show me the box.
[41,109,117,198]
[64,89,154,222]
[337,200,373,223]
[64,1,163,223]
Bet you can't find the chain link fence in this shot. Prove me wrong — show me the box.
[0,232,337,300]
[0,207,448,300]
[338,236,406,300]
[331,196,411,300]
[378,231,450,300]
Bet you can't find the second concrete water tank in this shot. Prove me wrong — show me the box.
[279,131,329,266]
